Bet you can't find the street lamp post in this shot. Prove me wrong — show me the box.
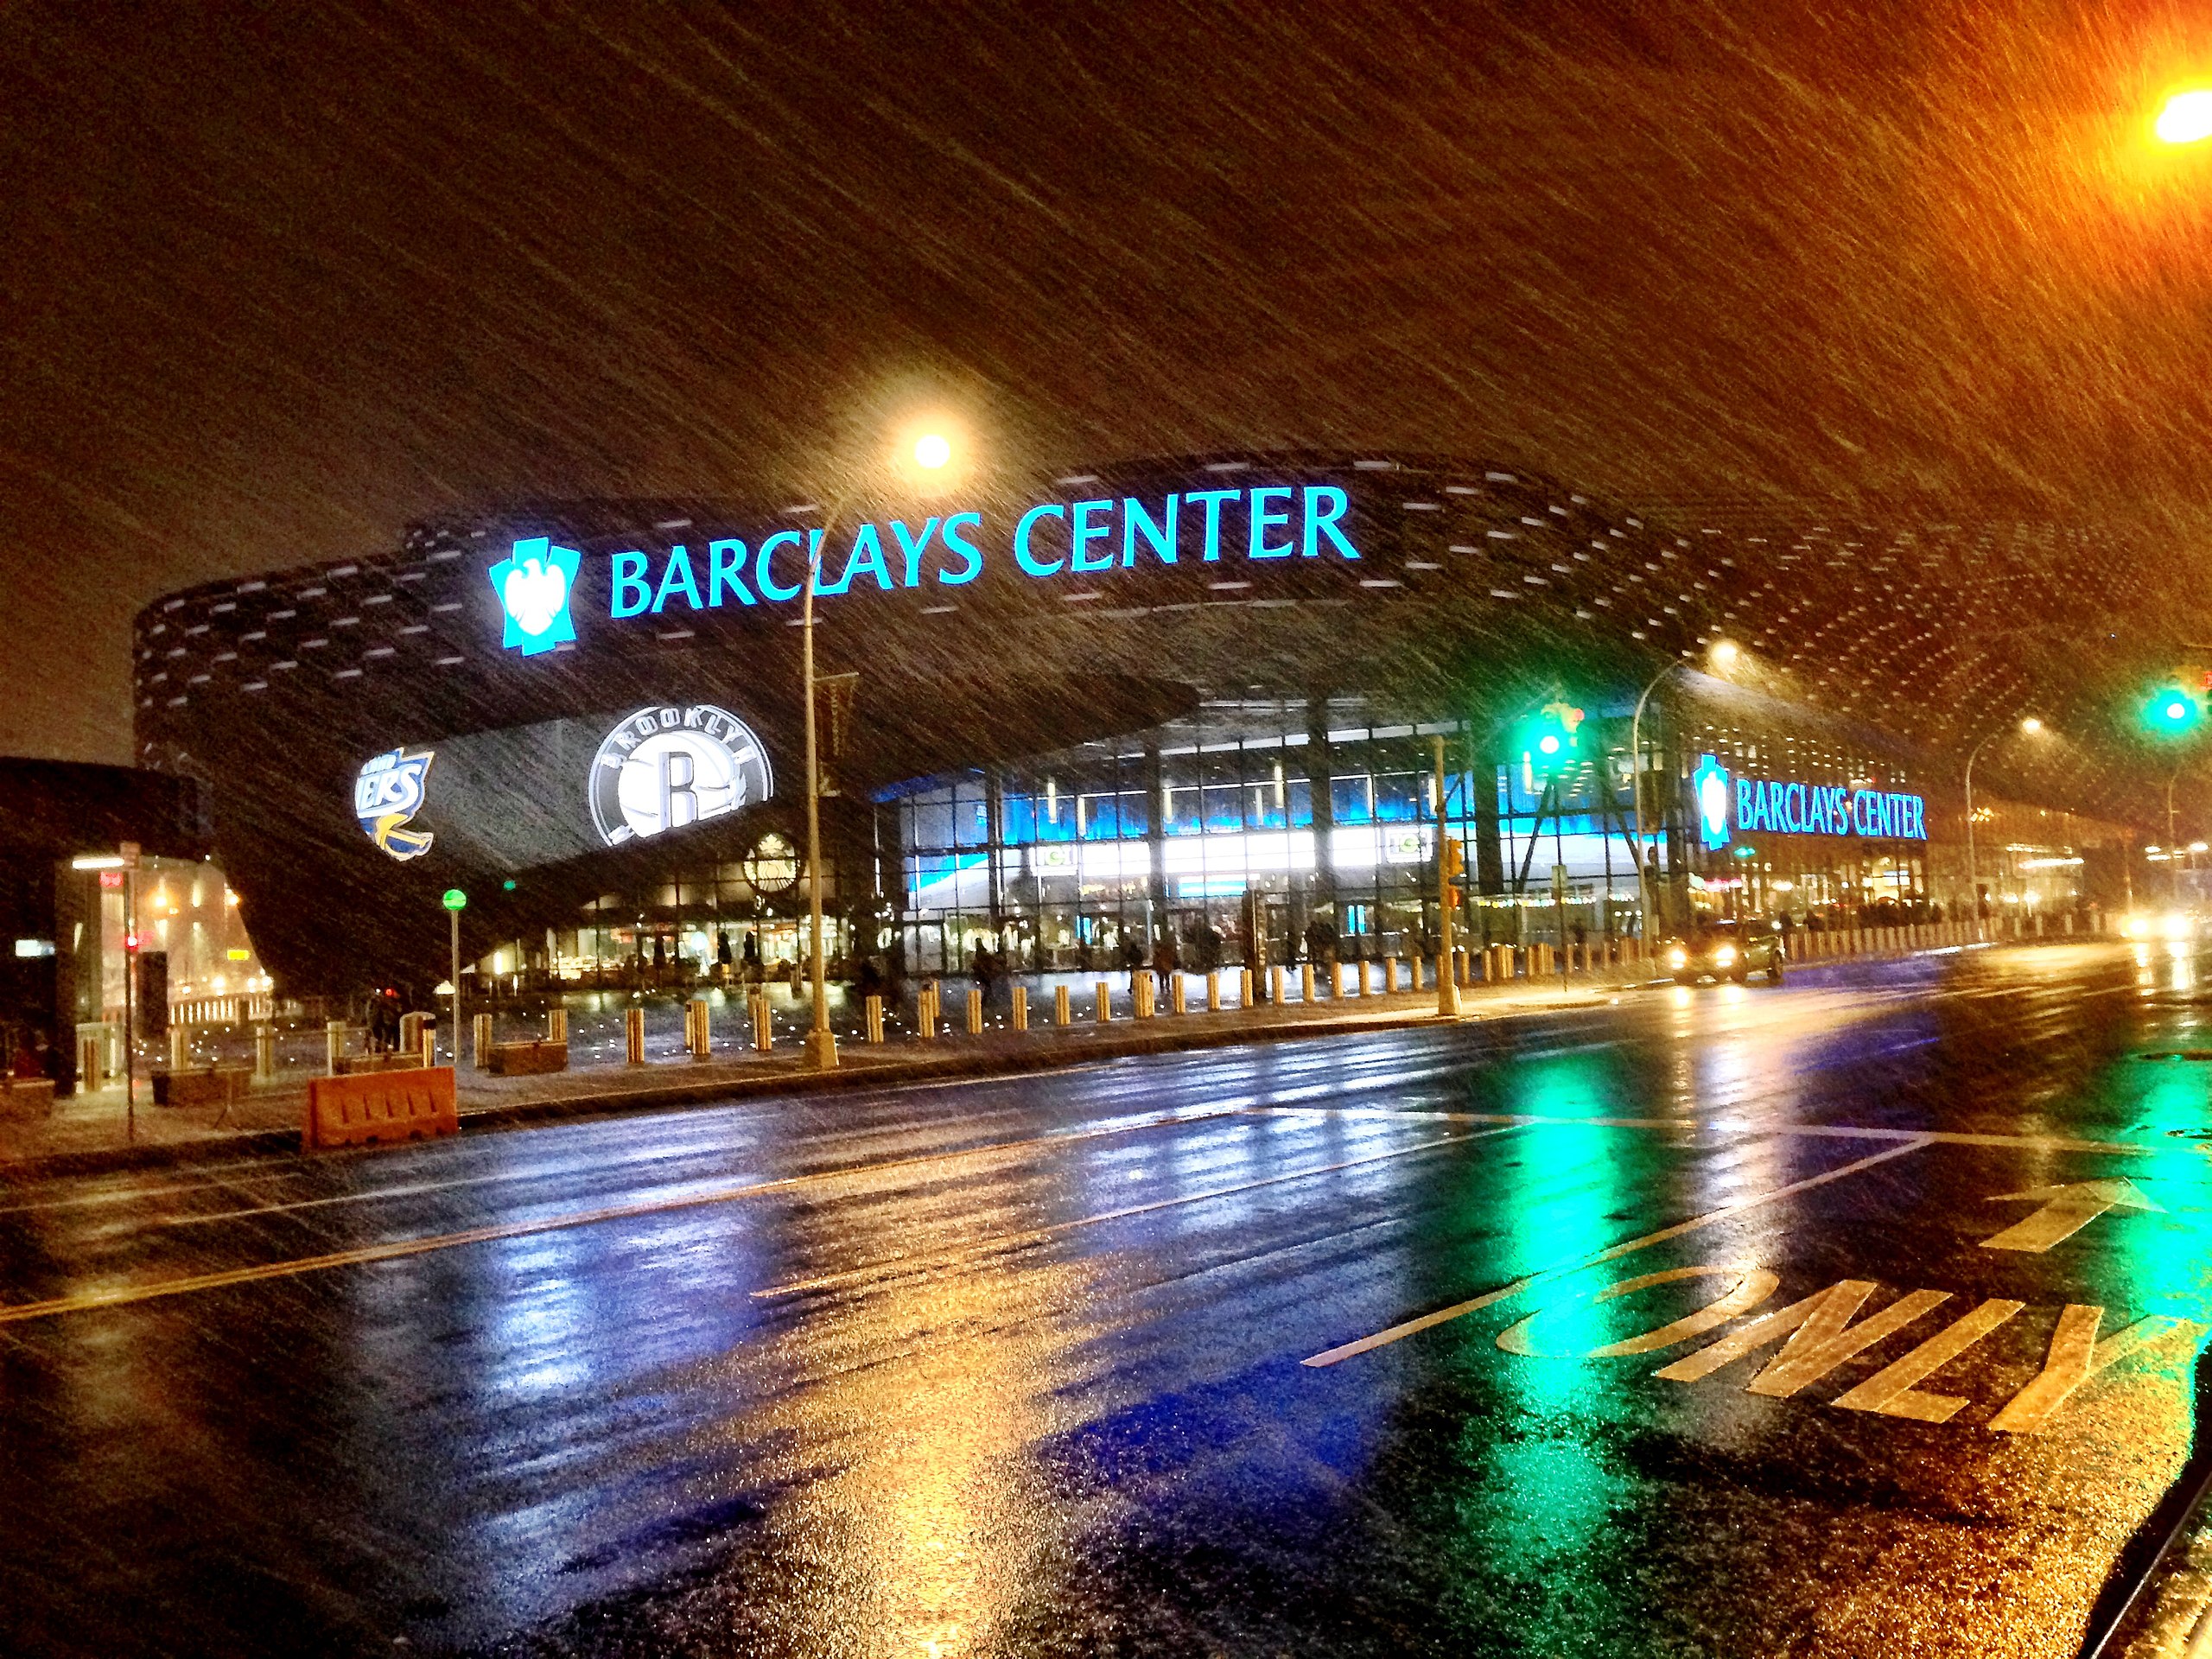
[800,544,837,1071]
[1628,640,1738,943]
[797,420,963,1071]
[1964,716,2042,933]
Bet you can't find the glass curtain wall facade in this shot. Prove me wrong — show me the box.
[892,696,1661,974]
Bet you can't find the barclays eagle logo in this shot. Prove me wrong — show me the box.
[489,536,581,655]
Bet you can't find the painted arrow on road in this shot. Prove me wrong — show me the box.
[1979,1179,2163,1253]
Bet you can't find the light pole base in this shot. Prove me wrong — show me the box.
[804,1028,840,1071]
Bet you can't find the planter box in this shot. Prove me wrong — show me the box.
[0,1077,55,1116]
[152,1066,252,1107]
[486,1040,568,1077]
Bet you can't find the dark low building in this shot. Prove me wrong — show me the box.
[131,453,2191,999]
[0,760,215,1090]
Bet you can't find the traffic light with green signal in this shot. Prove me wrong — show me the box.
[1514,700,1588,785]
[2142,685,2205,740]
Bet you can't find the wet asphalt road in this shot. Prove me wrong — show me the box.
[6,942,2212,1659]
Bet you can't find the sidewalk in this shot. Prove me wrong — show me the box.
[0,970,1636,1177]
[6,931,2097,1179]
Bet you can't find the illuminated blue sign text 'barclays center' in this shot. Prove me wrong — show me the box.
[490,486,1361,653]
[1735,775,1927,842]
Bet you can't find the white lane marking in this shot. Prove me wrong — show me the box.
[1252,1108,2183,1158]
[750,1125,1520,1300]
[0,1106,1272,1326]
[1299,1135,1936,1368]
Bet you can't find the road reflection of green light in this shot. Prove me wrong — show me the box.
[1433,1047,1643,1646]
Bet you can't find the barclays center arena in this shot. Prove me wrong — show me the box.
[134,452,2183,1001]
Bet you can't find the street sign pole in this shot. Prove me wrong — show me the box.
[442,888,467,1064]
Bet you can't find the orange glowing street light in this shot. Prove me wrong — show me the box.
[2155,89,2212,146]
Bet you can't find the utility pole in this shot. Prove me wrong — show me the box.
[442,887,467,1065]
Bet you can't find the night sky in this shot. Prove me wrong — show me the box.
[5,1,2209,761]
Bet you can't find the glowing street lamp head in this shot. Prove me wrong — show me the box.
[1709,639,1741,671]
[912,431,952,470]
[2157,89,2212,145]
[2019,716,2044,735]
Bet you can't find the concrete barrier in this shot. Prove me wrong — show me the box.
[303,1065,457,1151]
[486,1040,567,1076]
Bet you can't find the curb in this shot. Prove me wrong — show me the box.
[0,989,1624,1181]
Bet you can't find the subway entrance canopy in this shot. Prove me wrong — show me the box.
[135,453,2212,995]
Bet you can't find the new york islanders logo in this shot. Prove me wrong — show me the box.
[355,747,437,861]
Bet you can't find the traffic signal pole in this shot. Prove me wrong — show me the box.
[1435,734,1460,1018]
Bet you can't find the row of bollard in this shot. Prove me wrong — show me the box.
[587,914,2091,1067]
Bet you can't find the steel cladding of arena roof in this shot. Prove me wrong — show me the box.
[134,452,2212,835]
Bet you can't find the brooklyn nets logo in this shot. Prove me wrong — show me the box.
[355,747,437,861]
[588,704,773,846]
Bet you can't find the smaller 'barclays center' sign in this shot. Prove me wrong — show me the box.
[489,485,1363,656]
[1694,754,1927,851]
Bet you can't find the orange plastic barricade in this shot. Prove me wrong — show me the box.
[303,1065,459,1151]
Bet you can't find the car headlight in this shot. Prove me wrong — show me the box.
[2164,912,2194,941]
[1715,945,1737,966]
[2126,914,2150,939]
[1667,948,1688,969]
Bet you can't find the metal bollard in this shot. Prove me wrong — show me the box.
[1384,957,1398,994]
[866,994,884,1043]
[1300,963,1316,1003]
[1171,971,1185,1014]
[690,995,712,1058]
[753,991,774,1051]
[1331,962,1345,998]
[169,1024,188,1073]
[1206,969,1222,1012]
[473,1011,493,1068]
[968,987,984,1035]
[1055,983,1072,1027]
[1457,947,1472,986]
[1096,980,1112,1023]
[1012,985,1029,1031]
[1135,976,1155,1019]
[1239,966,1255,1007]
[917,984,938,1042]
[625,1005,645,1065]
[1270,964,1287,1006]
[81,1033,104,1091]
[548,1006,568,1044]
[326,1018,347,1077]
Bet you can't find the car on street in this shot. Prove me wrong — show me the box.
[1663,919,1785,985]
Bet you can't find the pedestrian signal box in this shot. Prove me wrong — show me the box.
[1442,836,1467,890]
